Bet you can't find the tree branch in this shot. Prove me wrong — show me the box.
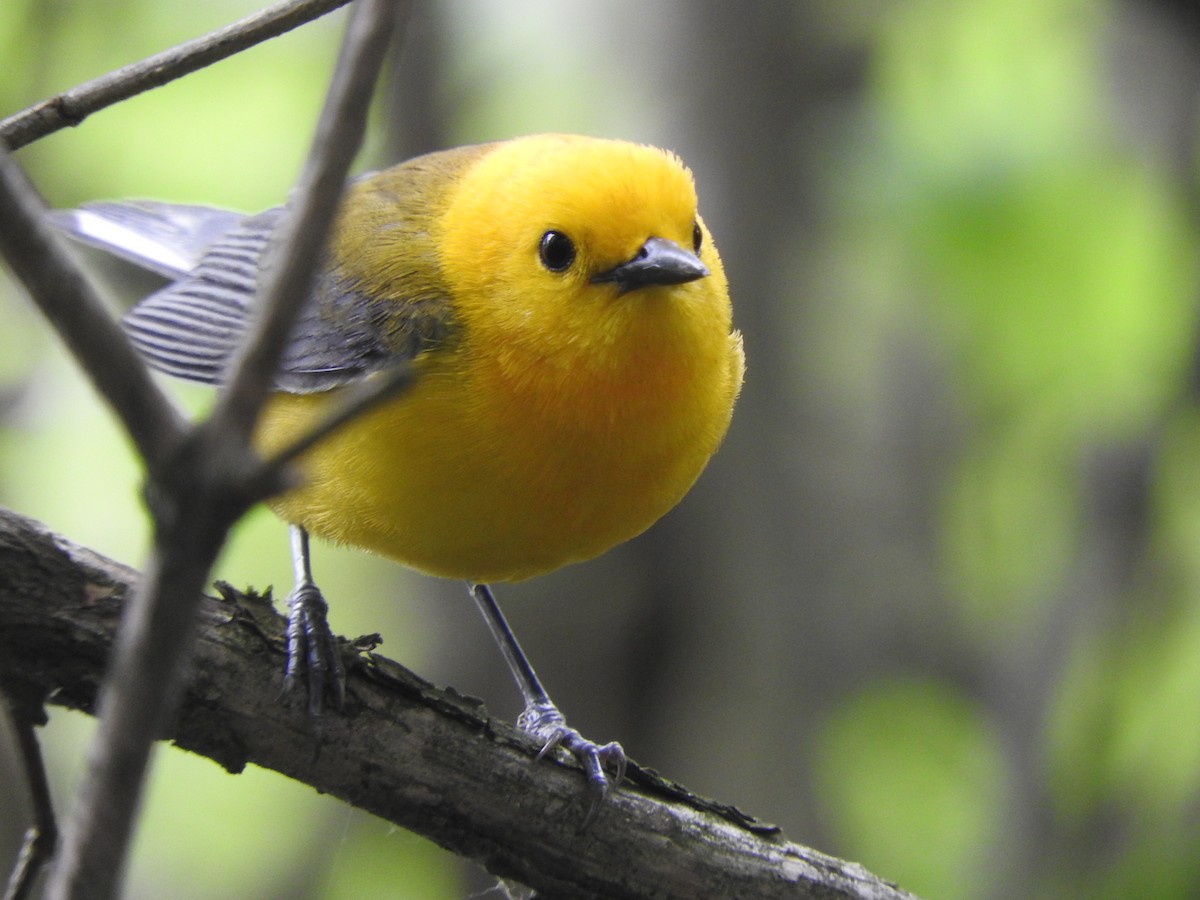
[0,4,405,898]
[0,151,186,474]
[0,506,916,900]
[0,0,354,151]
[0,693,56,900]
[209,0,406,449]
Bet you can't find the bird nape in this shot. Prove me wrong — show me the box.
[53,133,744,819]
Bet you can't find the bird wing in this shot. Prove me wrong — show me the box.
[56,197,452,394]
[50,201,247,278]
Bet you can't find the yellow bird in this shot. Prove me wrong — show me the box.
[57,134,744,805]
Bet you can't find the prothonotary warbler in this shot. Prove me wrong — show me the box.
[55,133,745,810]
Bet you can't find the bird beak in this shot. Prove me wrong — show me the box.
[591,237,709,293]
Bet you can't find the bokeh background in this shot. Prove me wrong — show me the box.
[3,1,1200,897]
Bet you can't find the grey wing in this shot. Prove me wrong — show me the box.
[115,205,446,393]
[278,271,448,393]
[120,207,284,386]
[51,200,248,278]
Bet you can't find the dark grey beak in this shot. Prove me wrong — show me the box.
[591,237,709,293]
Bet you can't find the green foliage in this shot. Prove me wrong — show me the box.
[814,0,1200,896]
[815,680,1004,900]
[1046,412,1200,892]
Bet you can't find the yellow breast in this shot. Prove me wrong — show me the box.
[258,135,743,582]
[261,294,742,581]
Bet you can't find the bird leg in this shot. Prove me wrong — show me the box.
[283,525,345,714]
[468,582,626,824]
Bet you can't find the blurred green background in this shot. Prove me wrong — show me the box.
[3,1,1200,897]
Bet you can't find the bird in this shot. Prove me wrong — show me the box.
[54,133,744,812]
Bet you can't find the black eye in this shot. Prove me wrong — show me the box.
[539,230,576,272]
[692,221,703,254]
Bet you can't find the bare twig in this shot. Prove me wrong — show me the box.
[0,0,354,151]
[244,361,418,497]
[27,4,405,899]
[210,0,407,449]
[0,150,185,473]
[0,695,57,900]
[0,506,918,900]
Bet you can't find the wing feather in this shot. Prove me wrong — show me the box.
[50,201,246,278]
[58,150,482,393]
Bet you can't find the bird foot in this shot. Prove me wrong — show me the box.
[519,700,626,826]
[283,582,346,714]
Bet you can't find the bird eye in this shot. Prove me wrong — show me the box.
[539,230,576,272]
[692,221,703,254]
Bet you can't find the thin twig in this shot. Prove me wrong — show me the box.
[210,0,407,450]
[38,5,405,899]
[0,0,354,151]
[0,149,185,473]
[1,696,57,900]
[244,362,418,498]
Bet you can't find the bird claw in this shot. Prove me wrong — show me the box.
[519,700,626,826]
[283,582,346,715]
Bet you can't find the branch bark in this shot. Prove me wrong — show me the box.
[0,506,915,900]
[0,4,404,897]
[0,0,354,151]
[0,153,185,473]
